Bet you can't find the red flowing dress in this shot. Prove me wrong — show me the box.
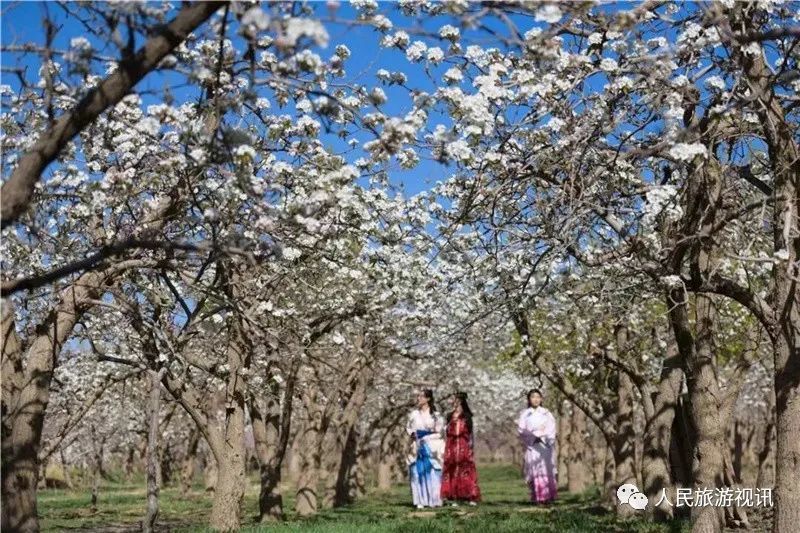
[440,415,481,502]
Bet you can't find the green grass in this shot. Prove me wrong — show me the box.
[39,464,690,532]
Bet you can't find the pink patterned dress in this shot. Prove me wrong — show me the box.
[517,406,557,503]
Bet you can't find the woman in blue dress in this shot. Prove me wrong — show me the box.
[406,389,445,508]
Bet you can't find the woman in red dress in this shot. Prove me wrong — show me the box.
[441,392,481,505]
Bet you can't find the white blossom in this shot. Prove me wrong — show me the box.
[439,24,460,41]
[669,142,707,162]
[285,18,329,47]
[600,58,619,72]
[444,67,463,84]
[406,41,428,62]
[535,4,562,23]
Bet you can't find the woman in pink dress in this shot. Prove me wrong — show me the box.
[517,389,557,504]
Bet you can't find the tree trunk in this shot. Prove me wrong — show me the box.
[59,447,73,489]
[377,429,397,491]
[2,297,83,532]
[558,401,571,489]
[566,404,589,493]
[209,450,246,532]
[722,447,750,529]
[159,446,174,486]
[207,265,255,531]
[614,326,637,518]
[90,431,105,513]
[251,388,283,518]
[288,429,303,485]
[180,429,200,496]
[203,445,217,492]
[294,387,327,517]
[251,391,284,521]
[603,445,616,508]
[352,447,367,500]
[252,357,299,522]
[124,445,137,482]
[689,296,726,533]
[143,369,166,533]
[772,329,800,532]
[731,421,744,484]
[590,429,604,486]
[670,393,694,522]
[734,28,800,532]
[324,359,371,508]
[257,464,282,521]
[331,426,360,507]
[207,316,249,532]
[206,402,247,533]
[755,403,775,488]
[321,427,341,509]
[377,459,393,491]
[642,343,683,521]
[91,467,100,513]
[671,290,725,533]
[37,462,47,490]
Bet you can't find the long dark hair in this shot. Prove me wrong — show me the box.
[448,392,474,434]
[527,389,543,408]
[422,388,436,413]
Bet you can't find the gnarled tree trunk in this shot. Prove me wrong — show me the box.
[180,428,200,496]
[772,329,800,532]
[59,447,74,489]
[557,400,571,489]
[89,427,106,514]
[669,289,725,533]
[642,343,683,521]
[251,357,299,522]
[377,426,401,491]
[323,357,371,508]
[252,390,285,521]
[2,283,96,532]
[613,326,637,518]
[207,315,250,532]
[143,368,166,533]
[734,22,800,532]
[203,445,217,493]
[294,385,328,517]
[603,445,616,508]
[755,399,775,488]
[566,404,589,494]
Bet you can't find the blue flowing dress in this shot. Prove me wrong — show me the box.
[406,409,444,507]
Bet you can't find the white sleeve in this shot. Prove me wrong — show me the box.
[433,413,444,436]
[517,410,527,436]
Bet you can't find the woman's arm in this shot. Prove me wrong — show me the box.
[433,413,444,438]
[531,411,556,445]
[518,411,537,445]
[406,411,416,437]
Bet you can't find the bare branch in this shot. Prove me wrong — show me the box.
[1,238,271,296]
